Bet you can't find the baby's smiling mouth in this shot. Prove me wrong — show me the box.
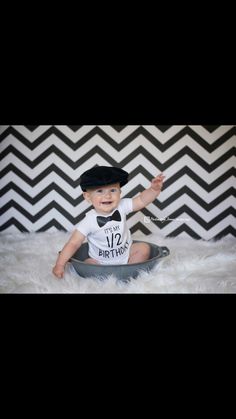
[102,201,112,205]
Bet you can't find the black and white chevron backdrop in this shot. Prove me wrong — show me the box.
[0,125,235,240]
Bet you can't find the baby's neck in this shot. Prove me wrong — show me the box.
[94,206,118,216]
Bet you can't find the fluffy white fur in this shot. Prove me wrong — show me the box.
[0,231,236,293]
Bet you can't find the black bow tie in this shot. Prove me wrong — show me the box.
[97,210,121,228]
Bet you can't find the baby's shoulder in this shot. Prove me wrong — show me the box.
[84,208,97,220]
[76,208,98,234]
[118,198,133,214]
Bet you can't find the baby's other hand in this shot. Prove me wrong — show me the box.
[52,264,65,279]
[151,173,165,192]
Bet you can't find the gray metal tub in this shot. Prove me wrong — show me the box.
[69,240,170,281]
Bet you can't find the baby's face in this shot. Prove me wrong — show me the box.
[83,183,121,215]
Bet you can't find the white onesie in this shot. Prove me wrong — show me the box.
[77,198,133,265]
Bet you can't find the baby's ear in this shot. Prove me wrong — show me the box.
[83,191,91,202]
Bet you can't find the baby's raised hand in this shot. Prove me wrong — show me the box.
[151,173,165,192]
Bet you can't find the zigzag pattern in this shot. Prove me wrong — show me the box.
[0,125,235,239]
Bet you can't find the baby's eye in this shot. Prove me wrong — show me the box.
[96,189,103,194]
[111,188,118,193]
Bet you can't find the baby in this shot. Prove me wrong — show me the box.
[52,166,165,278]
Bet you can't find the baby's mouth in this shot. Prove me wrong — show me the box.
[102,201,112,205]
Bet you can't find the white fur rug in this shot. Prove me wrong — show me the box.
[0,231,236,293]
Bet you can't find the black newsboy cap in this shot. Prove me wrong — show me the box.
[79,166,129,191]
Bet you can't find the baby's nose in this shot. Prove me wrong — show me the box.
[104,190,111,196]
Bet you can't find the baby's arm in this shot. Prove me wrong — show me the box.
[52,230,85,278]
[132,173,165,212]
